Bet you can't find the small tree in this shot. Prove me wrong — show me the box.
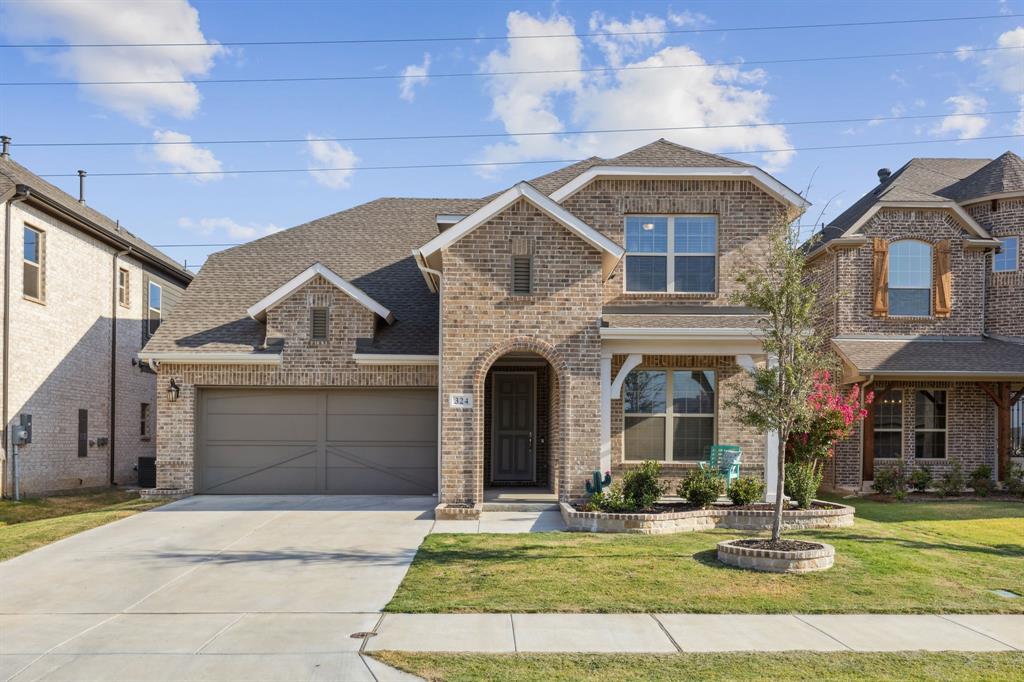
[729,223,829,543]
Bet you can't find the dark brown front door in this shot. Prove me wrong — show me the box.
[492,372,535,482]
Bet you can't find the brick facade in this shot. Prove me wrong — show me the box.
[2,201,185,494]
[970,197,1024,338]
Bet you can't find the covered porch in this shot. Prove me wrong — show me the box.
[598,306,779,500]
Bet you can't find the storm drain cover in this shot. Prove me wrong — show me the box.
[990,589,1021,599]
[350,631,378,639]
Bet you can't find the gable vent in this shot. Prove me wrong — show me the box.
[310,307,329,341]
[512,256,532,295]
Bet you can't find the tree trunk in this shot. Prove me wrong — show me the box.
[771,433,787,543]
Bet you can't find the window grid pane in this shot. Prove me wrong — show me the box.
[672,371,715,414]
[625,416,666,461]
[674,255,715,293]
[889,241,932,288]
[625,216,668,252]
[625,256,667,292]
[674,216,717,254]
[624,371,666,414]
[914,390,947,459]
[994,237,1018,272]
[23,227,40,264]
[889,289,930,316]
[672,416,714,461]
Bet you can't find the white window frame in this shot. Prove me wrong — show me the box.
[118,267,130,308]
[888,239,932,317]
[623,367,717,463]
[993,236,1019,273]
[148,281,162,336]
[872,389,904,461]
[913,388,948,460]
[623,215,718,294]
[23,224,44,302]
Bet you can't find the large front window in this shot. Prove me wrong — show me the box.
[889,240,931,316]
[873,389,903,459]
[624,369,716,461]
[625,216,716,293]
[915,389,947,459]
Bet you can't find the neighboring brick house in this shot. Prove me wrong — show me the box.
[141,140,809,509]
[0,146,192,495]
[807,152,1024,491]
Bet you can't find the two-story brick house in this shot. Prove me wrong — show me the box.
[807,152,1024,491]
[1,145,192,495]
[140,140,809,509]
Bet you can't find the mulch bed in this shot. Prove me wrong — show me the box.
[729,539,824,552]
[865,492,1024,503]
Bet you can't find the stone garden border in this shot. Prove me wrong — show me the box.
[717,539,835,573]
[559,500,854,534]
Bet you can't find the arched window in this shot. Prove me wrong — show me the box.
[889,240,931,316]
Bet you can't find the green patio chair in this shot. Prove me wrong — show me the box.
[699,445,743,492]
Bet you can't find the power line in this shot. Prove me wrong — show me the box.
[3,45,1019,87]
[12,109,1022,148]
[1,13,1019,48]
[36,134,1024,178]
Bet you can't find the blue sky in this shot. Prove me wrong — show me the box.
[1,0,1021,271]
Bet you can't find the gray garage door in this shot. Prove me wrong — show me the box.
[197,388,437,494]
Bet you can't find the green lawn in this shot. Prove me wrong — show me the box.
[387,498,1024,613]
[0,490,164,560]
[371,652,1024,682]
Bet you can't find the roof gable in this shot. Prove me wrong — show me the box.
[938,151,1024,203]
[606,139,751,168]
[246,262,394,324]
[417,181,625,279]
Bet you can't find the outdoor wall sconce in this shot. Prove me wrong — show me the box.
[167,379,180,403]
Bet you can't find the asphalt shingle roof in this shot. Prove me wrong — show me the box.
[833,337,1024,378]
[0,157,191,282]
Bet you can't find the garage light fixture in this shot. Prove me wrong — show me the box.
[167,378,180,403]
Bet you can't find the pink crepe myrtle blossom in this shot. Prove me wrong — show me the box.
[790,371,873,461]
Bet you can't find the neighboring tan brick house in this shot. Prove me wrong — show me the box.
[141,140,809,508]
[0,147,192,496]
[807,152,1024,491]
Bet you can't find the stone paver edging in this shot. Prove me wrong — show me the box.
[559,500,854,534]
[366,613,1024,654]
[717,539,836,573]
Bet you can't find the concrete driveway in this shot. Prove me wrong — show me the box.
[0,495,434,681]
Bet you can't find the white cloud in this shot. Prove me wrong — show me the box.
[1,0,224,124]
[477,10,793,172]
[978,26,1024,94]
[178,216,280,240]
[667,10,711,28]
[399,52,431,101]
[1015,95,1024,135]
[589,12,666,67]
[931,95,989,140]
[954,45,974,62]
[151,130,223,180]
[305,135,359,189]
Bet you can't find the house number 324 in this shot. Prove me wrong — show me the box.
[449,394,473,409]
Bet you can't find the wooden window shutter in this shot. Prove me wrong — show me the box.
[872,238,889,317]
[933,239,952,318]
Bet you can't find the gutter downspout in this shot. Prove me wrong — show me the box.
[3,186,30,499]
[414,250,444,501]
[110,247,131,485]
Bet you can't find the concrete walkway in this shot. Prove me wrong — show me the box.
[431,510,566,534]
[366,613,1024,653]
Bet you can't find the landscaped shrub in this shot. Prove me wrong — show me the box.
[620,460,668,511]
[586,483,632,513]
[872,465,909,500]
[727,476,765,506]
[677,468,723,508]
[909,466,932,493]
[785,460,823,509]
[937,461,966,497]
[1005,463,1024,498]
[969,464,993,497]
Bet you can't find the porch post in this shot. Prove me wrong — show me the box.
[599,351,612,474]
[764,354,780,503]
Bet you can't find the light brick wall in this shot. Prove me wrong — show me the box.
[439,198,604,503]
[559,177,788,304]
[2,201,174,494]
[610,354,765,491]
[153,275,436,491]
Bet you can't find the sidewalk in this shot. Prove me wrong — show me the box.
[366,613,1024,653]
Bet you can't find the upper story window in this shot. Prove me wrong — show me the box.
[993,236,1019,272]
[624,215,717,293]
[888,240,931,316]
[118,268,130,307]
[147,282,162,336]
[23,226,43,301]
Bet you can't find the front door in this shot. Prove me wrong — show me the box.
[492,372,535,482]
